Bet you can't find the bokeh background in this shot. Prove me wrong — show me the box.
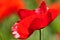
[0,0,60,40]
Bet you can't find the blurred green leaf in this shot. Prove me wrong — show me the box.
[49,14,60,33]
[27,30,40,40]
[41,27,57,40]
[24,0,38,9]
[0,14,19,40]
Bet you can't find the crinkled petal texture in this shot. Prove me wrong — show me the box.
[18,9,59,30]
[30,9,59,30]
[18,9,36,19]
[12,1,59,39]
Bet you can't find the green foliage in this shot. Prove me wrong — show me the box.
[0,14,19,40]
[49,14,60,33]
[24,0,38,9]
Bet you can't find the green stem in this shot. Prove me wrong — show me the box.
[40,30,41,40]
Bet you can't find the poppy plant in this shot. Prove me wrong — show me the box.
[12,1,59,39]
[0,0,25,22]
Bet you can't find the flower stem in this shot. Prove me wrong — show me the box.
[40,30,41,40]
[18,39,26,40]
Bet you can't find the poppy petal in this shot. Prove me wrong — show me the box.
[30,9,59,30]
[18,9,36,19]
[12,14,38,39]
[38,1,47,13]
[47,9,59,23]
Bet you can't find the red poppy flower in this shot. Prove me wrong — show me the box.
[0,0,25,22]
[12,1,59,39]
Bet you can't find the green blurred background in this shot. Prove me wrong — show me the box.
[0,0,60,40]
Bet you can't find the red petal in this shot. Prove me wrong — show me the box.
[12,14,38,39]
[30,13,48,30]
[18,9,36,19]
[17,14,38,38]
[39,1,47,13]
[30,9,59,30]
[47,9,59,23]
[18,1,47,19]
[12,21,29,39]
